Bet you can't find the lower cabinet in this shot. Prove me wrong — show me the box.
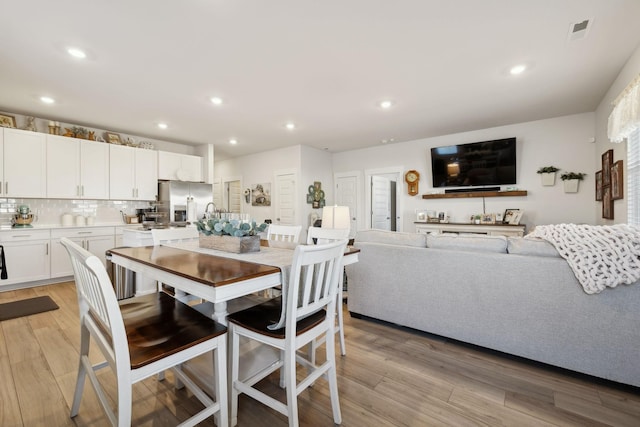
[50,228,115,278]
[0,230,51,286]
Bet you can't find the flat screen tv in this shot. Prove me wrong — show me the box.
[430,137,516,188]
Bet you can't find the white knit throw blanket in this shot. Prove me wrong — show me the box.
[529,223,640,294]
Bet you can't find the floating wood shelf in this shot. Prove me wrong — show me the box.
[421,190,527,199]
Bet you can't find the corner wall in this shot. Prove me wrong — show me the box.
[595,43,640,224]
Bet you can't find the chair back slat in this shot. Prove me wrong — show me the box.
[286,240,347,329]
[61,237,131,373]
[306,227,349,245]
[267,224,302,243]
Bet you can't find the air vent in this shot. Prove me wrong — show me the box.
[568,19,591,41]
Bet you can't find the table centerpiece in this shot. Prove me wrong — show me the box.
[195,217,268,253]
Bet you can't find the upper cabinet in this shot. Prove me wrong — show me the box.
[158,151,203,182]
[1,128,47,198]
[109,145,158,200]
[46,135,109,199]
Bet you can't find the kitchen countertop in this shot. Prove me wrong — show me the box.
[0,223,142,231]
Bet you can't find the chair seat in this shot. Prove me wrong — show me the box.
[120,293,227,370]
[227,297,326,339]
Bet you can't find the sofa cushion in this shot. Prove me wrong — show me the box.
[426,233,507,253]
[507,236,561,258]
[355,229,427,248]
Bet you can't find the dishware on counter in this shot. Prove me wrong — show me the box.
[86,216,95,226]
[75,215,86,227]
[61,213,73,226]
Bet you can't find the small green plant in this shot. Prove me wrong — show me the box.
[195,218,268,237]
[560,172,586,181]
[537,166,560,174]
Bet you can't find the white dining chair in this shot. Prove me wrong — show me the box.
[306,226,350,358]
[266,224,302,243]
[228,239,348,427]
[61,237,228,427]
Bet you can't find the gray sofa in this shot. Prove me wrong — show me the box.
[346,229,640,388]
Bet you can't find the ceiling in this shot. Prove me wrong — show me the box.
[1,1,640,161]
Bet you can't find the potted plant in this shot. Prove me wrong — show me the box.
[537,166,560,186]
[195,217,268,253]
[560,172,586,193]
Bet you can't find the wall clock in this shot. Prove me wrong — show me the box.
[405,170,420,196]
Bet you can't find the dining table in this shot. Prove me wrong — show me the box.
[107,239,359,325]
[107,239,359,397]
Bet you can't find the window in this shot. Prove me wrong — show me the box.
[628,129,640,225]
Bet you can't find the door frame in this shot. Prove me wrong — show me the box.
[364,166,404,232]
[221,175,243,212]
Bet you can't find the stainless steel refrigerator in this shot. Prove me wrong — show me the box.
[158,180,214,225]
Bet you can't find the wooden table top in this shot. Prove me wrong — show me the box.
[108,246,281,288]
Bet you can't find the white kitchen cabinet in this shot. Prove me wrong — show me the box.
[158,151,203,182]
[50,227,115,277]
[1,128,47,198]
[46,135,110,199]
[109,145,158,200]
[0,229,51,287]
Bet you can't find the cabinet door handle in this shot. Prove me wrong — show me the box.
[81,185,84,196]
[5,182,7,194]
[45,243,49,255]
[86,240,90,251]
[12,235,31,238]
[78,231,93,234]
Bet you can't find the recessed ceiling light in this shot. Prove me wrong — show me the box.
[510,64,527,75]
[157,123,168,129]
[40,96,55,104]
[285,123,295,130]
[210,97,223,105]
[67,47,87,59]
[229,139,237,145]
[380,100,393,109]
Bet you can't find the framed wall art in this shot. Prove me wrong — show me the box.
[595,170,603,201]
[251,183,271,206]
[611,160,624,200]
[602,185,613,219]
[602,149,613,186]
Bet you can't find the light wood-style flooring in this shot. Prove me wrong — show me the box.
[1,281,639,426]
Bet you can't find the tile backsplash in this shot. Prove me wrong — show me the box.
[0,198,152,227]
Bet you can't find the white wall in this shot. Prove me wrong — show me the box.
[595,44,640,224]
[300,145,333,235]
[332,113,597,232]
[215,145,301,224]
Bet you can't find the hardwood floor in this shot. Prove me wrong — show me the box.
[1,281,639,426]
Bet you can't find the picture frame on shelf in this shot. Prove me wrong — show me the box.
[611,160,623,200]
[595,170,603,201]
[105,132,121,144]
[0,113,16,128]
[503,208,520,224]
[509,211,524,225]
[416,210,428,222]
[480,213,495,224]
[602,149,613,186]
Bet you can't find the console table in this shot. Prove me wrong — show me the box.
[415,222,526,237]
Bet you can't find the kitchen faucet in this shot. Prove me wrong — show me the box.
[204,202,217,219]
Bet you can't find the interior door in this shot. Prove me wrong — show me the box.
[336,175,358,238]
[275,172,296,225]
[371,175,391,230]
[226,180,241,213]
